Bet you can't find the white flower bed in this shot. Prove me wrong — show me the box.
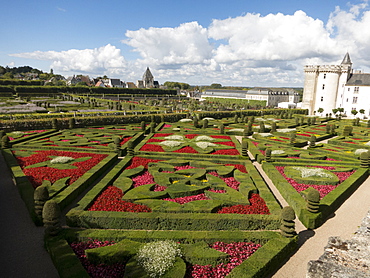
[355,149,369,156]
[277,128,296,133]
[293,167,332,178]
[10,131,24,137]
[179,118,192,122]
[164,135,184,140]
[272,150,285,155]
[202,117,214,121]
[159,140,183,147]
[195,135,214,141]
[365,141,370,146]
[228,128,244,132]
[196,141,217,149]
[50,156,75,164]
[259,133,272,137]
[137,240,182,278]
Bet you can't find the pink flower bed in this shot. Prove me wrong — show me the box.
[70,239,125,278]
[189,241,262,278]
[275,166,355,198]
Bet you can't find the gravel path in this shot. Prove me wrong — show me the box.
[0,152,59,278]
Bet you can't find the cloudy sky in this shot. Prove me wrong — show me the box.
[2,0,370,86]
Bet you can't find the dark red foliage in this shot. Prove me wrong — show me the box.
[216,194,270,214]
[173,146,198,153]
[70,240,125,278]
[88,186,151,212]
[15,150,107,188]
[139,144,165,152]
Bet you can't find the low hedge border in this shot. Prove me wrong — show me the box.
[6,129,57,146]
[262,162,368,229]
[2,147,117,222]
[66,155,281,230]
[45,228,297,278]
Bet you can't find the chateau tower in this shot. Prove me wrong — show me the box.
[302,53,352,115]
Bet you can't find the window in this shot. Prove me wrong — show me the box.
[322,84,325,90]
[321,96,324,102]
[348,88,351,91]
[353,97,358,104]
[323,73,326,79]
[354,87,359,93]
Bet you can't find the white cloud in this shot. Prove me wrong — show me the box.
[124,22,212,66]
[9,1,370,86]
[10,44,127,76]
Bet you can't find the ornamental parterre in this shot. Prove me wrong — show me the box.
[88,157,269,214]
[14,150,108,188]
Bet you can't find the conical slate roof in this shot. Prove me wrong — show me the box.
[341,52,352,65]
[143,67,153,80]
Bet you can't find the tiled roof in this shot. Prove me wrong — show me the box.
[346,74,370,86]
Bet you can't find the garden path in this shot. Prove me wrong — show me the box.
[0,152,59,277]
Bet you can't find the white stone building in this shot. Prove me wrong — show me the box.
[201,88,299,107]
[302,53,370,118]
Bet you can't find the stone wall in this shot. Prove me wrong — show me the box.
[307,210,370,277]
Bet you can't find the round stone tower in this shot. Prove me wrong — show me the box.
[302,53,352,115]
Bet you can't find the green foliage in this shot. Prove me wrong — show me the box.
[181,241,229,267]
[280,206,296,238]
[42,200,62,236]
[1,135,10,148]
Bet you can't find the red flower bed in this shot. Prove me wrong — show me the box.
[212,149,240,155]
[185,134,199,139]
[120,136,132,145]
[88,186,151,212]
[15,150,107,188]
[153,133,173,137]
[211,135,232,140]
[70,239,125,278]
[126,157,162,169]
[139,144,165,152]
[173,146,198,153]
[275,166,355,198]
[189,241,262,278]
[216,194,270,214]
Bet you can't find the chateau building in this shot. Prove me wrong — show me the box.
[302,53,370,117]
[201,88,299,107]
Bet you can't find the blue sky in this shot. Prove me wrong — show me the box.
[2,0,370,86]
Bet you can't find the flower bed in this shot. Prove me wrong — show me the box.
[87,157,269,215]
[137,133,239,155]
[275,165,355,198]
[14,150,108,188]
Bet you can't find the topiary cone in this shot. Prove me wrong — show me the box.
[42,200,61,236]
[34,185,49,222]
[280,206,296,238]
[306,188,320,213]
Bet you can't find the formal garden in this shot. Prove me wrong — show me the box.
[1,90,370,277]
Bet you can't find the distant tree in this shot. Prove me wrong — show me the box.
[338,107,344,116]
[317,107,324,115]
[0,66,5,75]
[332,108,338,115]
[210,83,222,89]
[351,109,358,117]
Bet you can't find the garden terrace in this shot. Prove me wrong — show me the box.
[3,113,370,277]
[66,155,280,231]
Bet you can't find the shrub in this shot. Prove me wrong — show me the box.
[1,135,10,148]
[51,118,58,129]
[42,200,62,236]
[306,188,320,213]
[136,240,182,277]
[280,206,296,238]
[68,118,75,129]
[34,185,49,224]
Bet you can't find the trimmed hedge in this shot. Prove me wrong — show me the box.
[46,229,297,278]
[66,155,281,230]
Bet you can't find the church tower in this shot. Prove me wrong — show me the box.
[142,67,154,88]
[301,53,352,115]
